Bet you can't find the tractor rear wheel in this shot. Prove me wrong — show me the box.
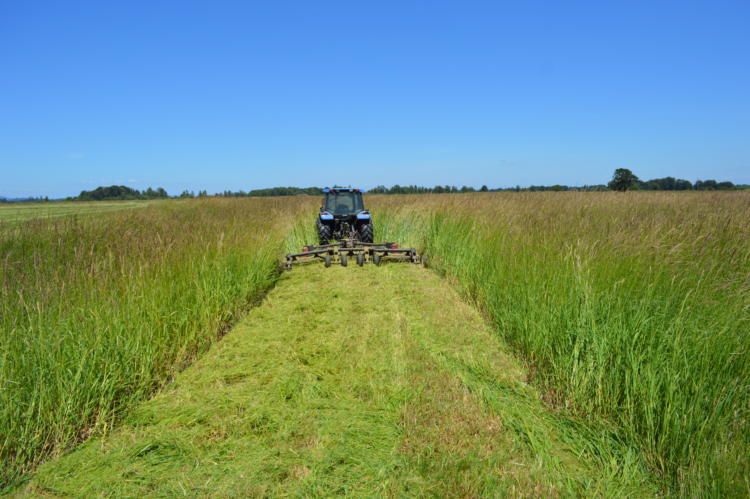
[318,222,332,245]
[359,222,373,243]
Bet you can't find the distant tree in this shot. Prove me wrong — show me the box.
[78,185,140,201]
[73,185,169,201]
[480,185,488,192]
[638,176,693,191]
[608,168,639,191]
[695,179,718,190]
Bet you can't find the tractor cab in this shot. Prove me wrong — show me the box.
[323,188,364,216]
[317,187,372,244]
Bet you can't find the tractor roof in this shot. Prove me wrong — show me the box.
[322,187,362,193]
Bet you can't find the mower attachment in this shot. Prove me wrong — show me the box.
[284,239,420,270]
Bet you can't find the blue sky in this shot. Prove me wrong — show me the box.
[1,1,748,198]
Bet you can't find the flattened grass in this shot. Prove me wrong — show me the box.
[24,265,655,497]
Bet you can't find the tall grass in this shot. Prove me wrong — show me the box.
[0,197,315,487]
[371,192,750,495]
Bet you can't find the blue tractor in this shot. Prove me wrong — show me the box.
[284,188,420,269]
[316,187,373,244]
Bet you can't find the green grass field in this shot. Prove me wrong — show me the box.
[20,265,656,497]
[0,200,153,223]
[2,193,748,496]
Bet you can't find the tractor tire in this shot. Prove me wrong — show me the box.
[318,222,332,245]
[356,253,364,266]
[324,253,331,268]
[373,253,381,266]
[340,253,348,267]
[359,222,374,243]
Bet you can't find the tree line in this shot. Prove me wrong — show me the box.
[210,186,322,197]
[367,184,610,193]
[3,172,747,203]
[0,196,51,203]
[71,185,169,201]
[606,169,745,191]
[366,174,748,194]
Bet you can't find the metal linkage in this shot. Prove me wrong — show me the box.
[284,239,421,270]
[284,246,334,270]
[368,245,420,266]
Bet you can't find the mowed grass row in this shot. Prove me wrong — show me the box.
[23,264,657,497]
[0,200,152,223]
[371,192,750,496]
[0,197,316,488]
